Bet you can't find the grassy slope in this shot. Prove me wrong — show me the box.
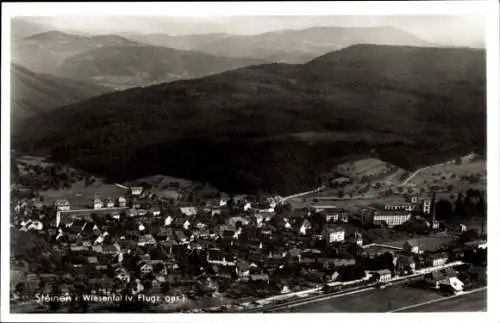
[11,64,113,125]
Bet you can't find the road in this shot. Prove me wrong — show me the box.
[394,288,486,312]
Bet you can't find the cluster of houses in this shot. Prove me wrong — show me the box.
[10,185,485,307]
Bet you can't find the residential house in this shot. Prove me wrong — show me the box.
[91,198,103,210]
[27,220,43,231]
[396,254,416,275]
[215,265,237,280]
[115,268,130,282]
[226,216,250,227]
[54,200,71,211]
[322,226,345,243]
[172,217,191,230]
[465,240,487,250]
[424,269,463,292]
[105,197,115,208]
[179,206,198,217]
[250,273,270,284]
[174,230,188,244]
[376,269,392,283]
[150,207,161,217]
[425,252,448,267]
[138,234,157,247]
[130,187,143,196]
[164,215,174,226]
[102,244,120,255]
[207,248,236,266]
[117,196,127,207]
[236,260,251,279]
[128,208,138,217]
[87,256,99,266]
[139,262,154,275]
[155,227,175,241]
[403,240,421,254]
[299,219,312,235]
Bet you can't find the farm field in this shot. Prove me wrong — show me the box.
[40,179,128,208]
[287,283,444,312]
[405,158,485,189]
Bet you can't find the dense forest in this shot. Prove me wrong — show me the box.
[14,45,486,195]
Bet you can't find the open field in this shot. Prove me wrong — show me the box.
[397,288,486,312]
[40,180,128,208]
[335,158,402,180]
[405,158,485,189]
[287,283,444,312]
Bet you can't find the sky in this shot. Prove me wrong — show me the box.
[24,15,485,47]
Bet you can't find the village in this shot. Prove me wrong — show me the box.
[9,157,487,313]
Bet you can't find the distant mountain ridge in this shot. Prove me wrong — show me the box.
[54,45,268,89]
[12,31,148,75]
[11,18,54,40]
[14,44,486,194]
[11,64,113,126]
[127,26,429,63]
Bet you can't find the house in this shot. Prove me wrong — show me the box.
[179,206,198,217]
[403,239,421,254]
[87,256,99,265]
[105,197,115,208]
[215,265,237,280]
[27,220,43,231]
[243,202,252,211]
[174,231,188,244]
[70,244,87,252]
[207,248,236,266]
[139,263,154,275]
[102,244,120,255]
[299,219,312,235]
[163,215,174,226]
[91,198,103,210]
[353,232,363,246]
[396,254,416,275]
[128,209,138,217]
[54,199,70,211]
[172,217,191,230]
[425,252,448,267]
[319,257,355,270]
[117,196,127,207]
[465,239,487,250]
[115,268,131,282]
[321,208,349,223]
[130,187,143,196]
[155,227,175,241]
[138,234,157,247]
[333,257,356,267]
[226,216,250,227]
[424,269,463,292]
[236,260,251,279]
[150,207,161,217]
[322,226,345,243]
[250,273,270,284]
[376,269,392,283]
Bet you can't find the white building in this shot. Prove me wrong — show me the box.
[54,200,71,211]
[323,226,345,243]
